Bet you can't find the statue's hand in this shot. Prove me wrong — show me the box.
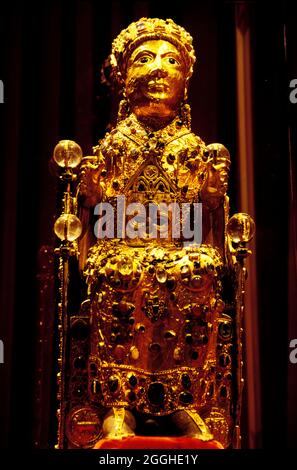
[200,143,230,207]
[79,156,103,207]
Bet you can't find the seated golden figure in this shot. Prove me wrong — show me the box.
[52,17,255,449]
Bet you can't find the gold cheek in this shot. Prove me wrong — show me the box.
[129,63,150,76]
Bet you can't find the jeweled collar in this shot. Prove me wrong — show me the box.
[117,113,191,148]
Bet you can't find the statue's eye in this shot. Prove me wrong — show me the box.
[139,56,150,64]
[168,57,177,64]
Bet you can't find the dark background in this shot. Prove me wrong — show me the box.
[0,0,296,449]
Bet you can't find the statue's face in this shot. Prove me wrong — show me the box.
[125,40,187,123]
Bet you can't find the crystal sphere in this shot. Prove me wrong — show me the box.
[117,256,133,276]
[206,143,230,160]
[53,140,83,168]
[227,213,255,244]
[54,214,82,241]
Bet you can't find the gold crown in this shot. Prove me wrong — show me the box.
[110,18,196,87]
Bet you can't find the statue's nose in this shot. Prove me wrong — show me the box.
[149,55,168,78]
[149,66,167,79]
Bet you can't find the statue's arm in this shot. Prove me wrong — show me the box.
[199,143,231,209]
[79,150,105,208]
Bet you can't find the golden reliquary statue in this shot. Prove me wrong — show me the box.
[51,18,255,449]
